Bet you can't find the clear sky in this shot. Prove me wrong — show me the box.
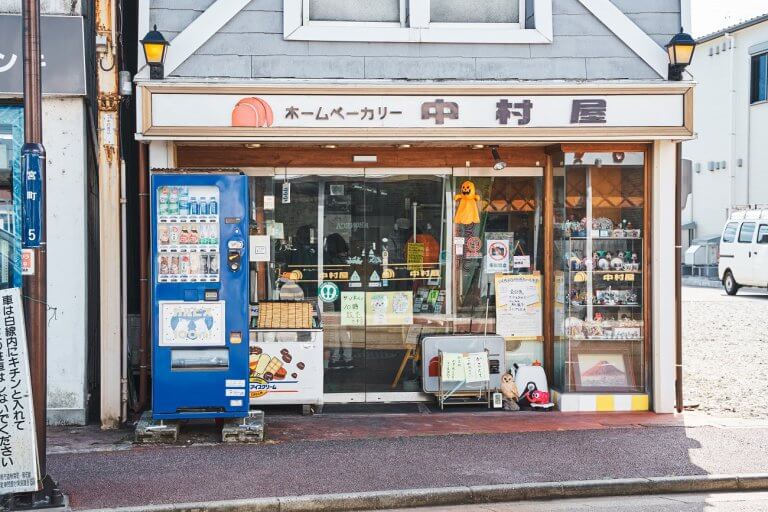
[691,0,768,37]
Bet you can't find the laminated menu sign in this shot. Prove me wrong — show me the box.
[441,352,490,383]
[366,291,413,326]
[406,243,424,271]
[340,292,365,326]
[494,274,543,340]
[0,288,40,493]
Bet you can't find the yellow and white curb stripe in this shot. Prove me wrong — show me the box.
[553,391,649,412]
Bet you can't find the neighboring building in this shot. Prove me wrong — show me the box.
[0,0,98,424]
[682,14,768,255]
[119,0,692,419]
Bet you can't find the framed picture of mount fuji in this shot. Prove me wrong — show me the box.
[574,351,636,392]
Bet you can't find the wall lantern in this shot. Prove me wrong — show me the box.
[141,25,170,80]
[666,28,696,81]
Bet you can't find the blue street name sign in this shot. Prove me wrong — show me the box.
[21,143,45,249]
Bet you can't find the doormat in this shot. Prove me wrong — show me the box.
[321,403,423,415]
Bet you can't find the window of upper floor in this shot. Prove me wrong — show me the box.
[284,0,552,44]
[751,52,768,104]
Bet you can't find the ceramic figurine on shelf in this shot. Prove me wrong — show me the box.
[500,372,520,411]
[631,253,640,270]
[594,312,604,322]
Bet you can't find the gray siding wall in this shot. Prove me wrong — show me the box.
[149,0,680,81]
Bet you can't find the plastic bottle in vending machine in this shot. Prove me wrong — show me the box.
[168,187,179,215]
[169,224,180,244]
[159,256,169,274]
[170,256,180,274]
[209,254,219,275]
[208,196,218,215]
[189,253,200,275]
[202,254,210,275]
[179,187,190,216]
[209,224,218,245]
[158,187,168,216]
[198,196,208,216]
[189,197,199,216]
[189,225,199,245]
[179,225,190,244]
[199,225,209,245]
[180,255,190,275]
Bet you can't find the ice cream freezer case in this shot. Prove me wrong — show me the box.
[248,329,323,406]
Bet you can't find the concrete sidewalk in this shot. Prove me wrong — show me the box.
[45,412,768,510]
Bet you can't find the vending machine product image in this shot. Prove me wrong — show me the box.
[151,172,249,420]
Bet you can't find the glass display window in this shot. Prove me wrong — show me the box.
[553,151,647,394]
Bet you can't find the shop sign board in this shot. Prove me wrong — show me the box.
[148,92,687,132]
[0,288,40,493]
[0,15,86,96]
[494,274,543,340]
[441,352,490,384]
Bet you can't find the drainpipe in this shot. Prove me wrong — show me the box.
[134,143,149,413]
[675,143,683,413]
[726,33,736,209]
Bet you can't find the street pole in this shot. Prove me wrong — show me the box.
[95,0,123,428]
[17,0,63,507]
[21,0,46,483]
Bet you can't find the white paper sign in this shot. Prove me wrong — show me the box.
[485,239,510,273]
[494,274,543,340]
[440,352,490,383]
[0,288,40,493]
[263,195,275,210]
[281,182,291,204]
[513,255,531,269]
[249,235,271,262]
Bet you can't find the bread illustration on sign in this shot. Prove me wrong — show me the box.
[232,97,274,128]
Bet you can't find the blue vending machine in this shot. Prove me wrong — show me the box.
[151,172,249,420]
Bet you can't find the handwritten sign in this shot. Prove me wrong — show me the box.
[494,274,543,340]
[441,352,490,383]
[340,292,365,326]
[406,243,424,271]
[366,291,413,326]
[0,288,39,493]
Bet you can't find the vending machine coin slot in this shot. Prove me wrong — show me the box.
[227,239,244,272]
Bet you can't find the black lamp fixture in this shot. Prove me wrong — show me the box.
[490,146,506,171]
[666,28,696,81]
[141,25,170,80]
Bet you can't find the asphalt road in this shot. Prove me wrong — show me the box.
[49,425,768,509]
[682,286,768,418]
[389,491,768,512]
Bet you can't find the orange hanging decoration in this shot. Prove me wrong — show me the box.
[454,180,481,225]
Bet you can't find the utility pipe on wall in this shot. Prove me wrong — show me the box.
[135,143,149,413]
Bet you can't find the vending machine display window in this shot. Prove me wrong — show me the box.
[156,185,221,283]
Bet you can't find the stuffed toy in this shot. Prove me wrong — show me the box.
[500,371,520,411]
[454,180,481,225]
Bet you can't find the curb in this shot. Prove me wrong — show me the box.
[79,473,768,512]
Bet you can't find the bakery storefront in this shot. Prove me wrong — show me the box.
[138,82,691,413]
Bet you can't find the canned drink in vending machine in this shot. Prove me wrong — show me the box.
[159,256,169,274]
[158,225,169,245]
[169,224,180,244]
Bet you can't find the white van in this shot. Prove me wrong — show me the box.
[718,209,768,294]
